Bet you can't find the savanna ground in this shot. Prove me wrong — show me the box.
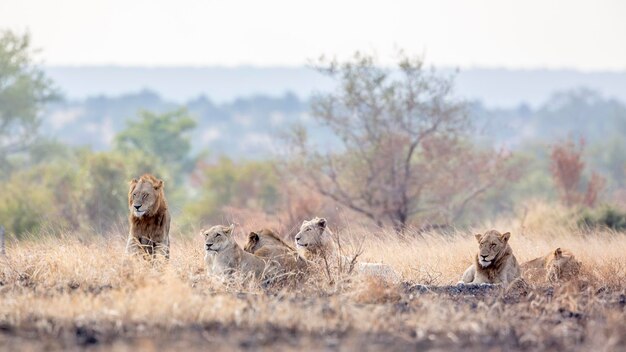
[1,211,625,351]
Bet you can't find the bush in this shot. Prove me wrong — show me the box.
[184,157,280,225]
[0,163,79,236]
[578,205,626,231]
[79,152,129,232]
[550,138,606,208]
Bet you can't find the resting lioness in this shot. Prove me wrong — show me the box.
[460,230,521,285]
[244,228,311,274]
[294,217,400,282]
[521,248,582,283]
[126,174,170,259]
[203,224,275,280]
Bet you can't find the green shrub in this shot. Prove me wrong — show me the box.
[184,157,280,224]
[0,164,77,237]
[578,205,626,231]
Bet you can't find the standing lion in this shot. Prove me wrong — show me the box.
[126,174,171,259]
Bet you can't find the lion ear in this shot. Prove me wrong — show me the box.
[500,232,511,242]
[317,218,327,229]
[154,179,164,190]
[248,232,259,241]
[554,247,563,258]
[474,234,482,243]
[225,224,235,235]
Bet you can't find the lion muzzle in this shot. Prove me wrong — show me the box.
[132,205,146,217]
[479,255,492,267]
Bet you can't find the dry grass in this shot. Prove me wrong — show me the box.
[1,217,625,351]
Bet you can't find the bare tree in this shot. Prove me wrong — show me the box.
[550,138,605,207]
[285,52,516,230]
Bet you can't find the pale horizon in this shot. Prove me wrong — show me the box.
[1,0,625,71]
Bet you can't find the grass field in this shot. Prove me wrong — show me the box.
[1,217,625,351]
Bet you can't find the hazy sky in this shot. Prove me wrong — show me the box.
[1,0,625,70]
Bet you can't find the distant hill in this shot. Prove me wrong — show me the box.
[43,86,626,163]
[44,91,335,158]
[45,66,626,108]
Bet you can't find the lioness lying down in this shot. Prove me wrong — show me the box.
[459,230,521,285]
[294,217,400,282]
[244,229,311,274]
[521,247,582,283]
[202,225,276,280]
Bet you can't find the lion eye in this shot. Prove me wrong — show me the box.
[132,193,137,197]
[490,243,496,248]
[216,233,222,237]
[142,194,148,200]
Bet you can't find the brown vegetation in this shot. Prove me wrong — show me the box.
[550,138,606,207]
[0,213,624,351]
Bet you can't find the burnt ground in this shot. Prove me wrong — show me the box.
[1,283,624,351]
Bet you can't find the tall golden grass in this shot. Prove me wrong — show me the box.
[0,205,625,350]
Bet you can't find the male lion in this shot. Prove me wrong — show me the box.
[126,174,171,259]
[203,224,275,280]
[244,228,310,274]
[294,217,400,282]
[521,248,582,283]
[459,230,520,285]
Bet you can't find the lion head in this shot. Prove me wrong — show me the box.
[244,228,292,254]
[294,217,333,258]
[546,248,582,283]
[475,230,511,268]
[128,174,165,218]
[202,224,235,253]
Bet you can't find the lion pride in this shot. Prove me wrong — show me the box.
[126,174,171,259]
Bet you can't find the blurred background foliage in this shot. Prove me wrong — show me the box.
[2,29,626,238]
